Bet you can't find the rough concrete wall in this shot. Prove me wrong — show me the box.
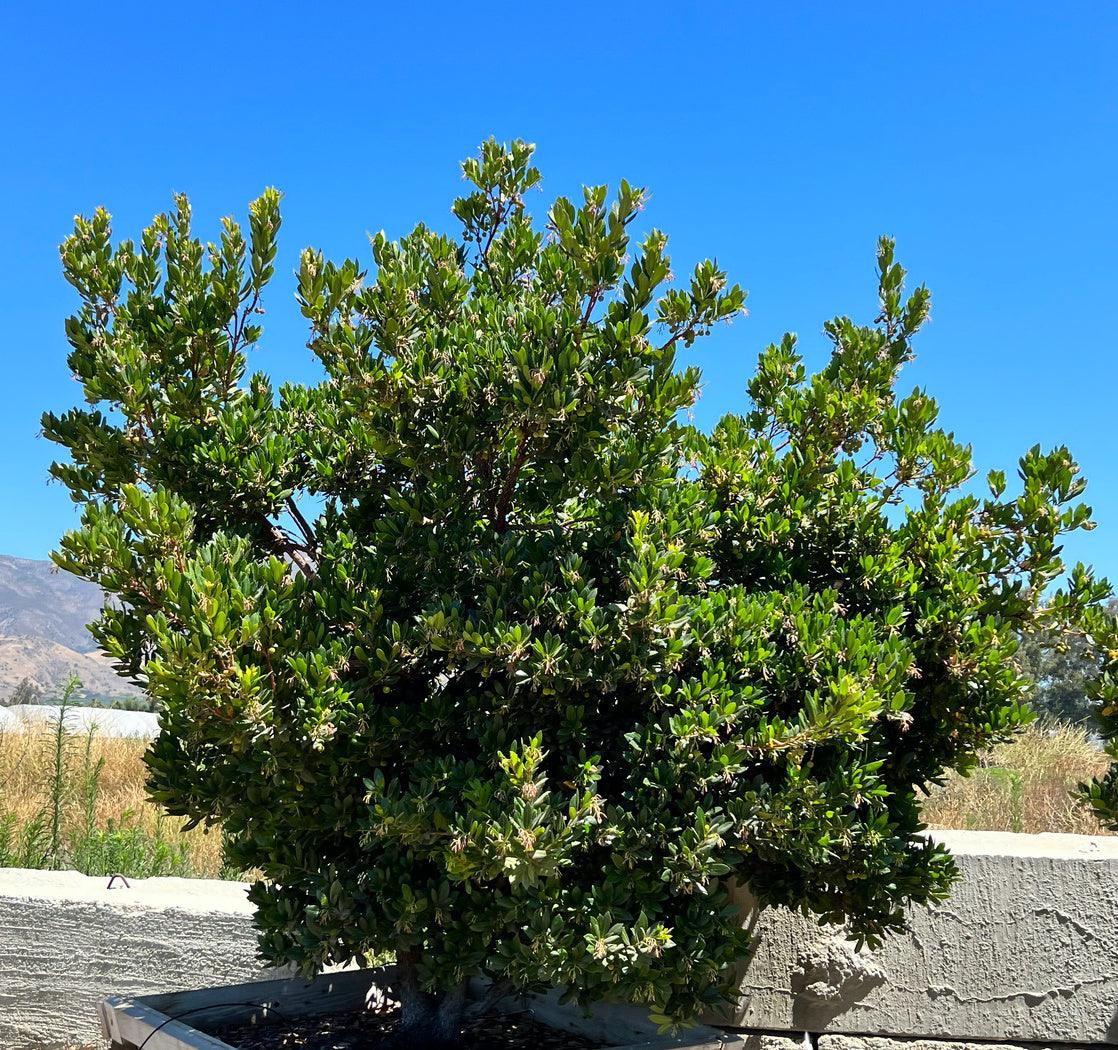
[726,1037,805,1049]
[817,1038,1096,1050]
[0,868,280,1050]
[714,830,1118,1046]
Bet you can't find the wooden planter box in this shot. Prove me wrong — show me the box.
[99,967,743,1050]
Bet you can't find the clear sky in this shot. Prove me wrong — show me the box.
[2,4,1115,580]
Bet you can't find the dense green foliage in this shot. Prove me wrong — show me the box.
[1075,609,1118,829]
[45,139,1118,1032]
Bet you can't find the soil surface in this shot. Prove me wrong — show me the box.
[205,1004,605,1050]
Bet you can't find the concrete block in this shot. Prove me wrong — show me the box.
[711,830,1118,1045]
[0,867,278,1049]
[723,1035,807,1050]
[817,1037,1095,1050]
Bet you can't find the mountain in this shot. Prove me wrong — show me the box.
[0,554,107,651]
[0,635,142,703]
[0,554,142,704]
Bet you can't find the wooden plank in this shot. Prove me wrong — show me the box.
[100,995,237,1050]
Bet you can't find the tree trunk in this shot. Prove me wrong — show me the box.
[391,948,469,1049]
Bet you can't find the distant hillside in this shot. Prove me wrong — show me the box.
[0,554,106,651]
[0,554,142,704]
[0,635,142,703]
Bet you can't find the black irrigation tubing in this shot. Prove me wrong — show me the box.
[135,1001,290,1050]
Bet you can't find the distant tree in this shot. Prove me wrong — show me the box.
[3,678,43,707]
[1016,599,1118,725]
[105,695,158,713]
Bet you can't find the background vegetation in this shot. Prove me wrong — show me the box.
[0,682,223,876]
[1,676,157,711]
[921,722,1111,836]
[1015,599,1118,726]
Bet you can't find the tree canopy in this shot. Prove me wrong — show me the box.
[45,138,1118,1043]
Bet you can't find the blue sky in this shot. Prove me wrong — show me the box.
[2,4,1115,580]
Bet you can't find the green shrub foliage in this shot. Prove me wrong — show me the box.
[46,139,1118,1030]
[1077,606,1118,829]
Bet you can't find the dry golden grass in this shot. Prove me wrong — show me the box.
[922,722,1114,836]
[0,725,225,877]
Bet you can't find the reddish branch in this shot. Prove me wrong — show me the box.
[286,497,317,551]
[492,433,531,533]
